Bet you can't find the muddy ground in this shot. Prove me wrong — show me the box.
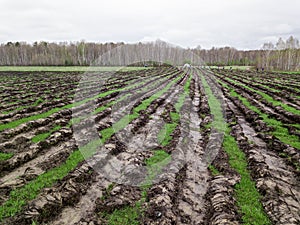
[0,68,299,225]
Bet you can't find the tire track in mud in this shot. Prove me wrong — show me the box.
[94,72,188,225]
[143,68,239,225]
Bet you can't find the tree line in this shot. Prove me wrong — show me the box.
[0,36,299,70]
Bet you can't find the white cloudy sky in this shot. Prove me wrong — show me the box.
[0,0,299,49]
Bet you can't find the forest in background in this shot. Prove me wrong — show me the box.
[0,36,299,71]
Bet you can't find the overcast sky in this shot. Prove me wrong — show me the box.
[0,0,299,49]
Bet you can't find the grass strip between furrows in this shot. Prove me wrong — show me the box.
[31,125,62,143]
[0,152,14,161]
[229,73,282,94]
[218,80,300,150]
[64,72,175,134]
[224,76,300,116]
[0,70,162,132]
[0,73,183,221]
[199,72,226,133]
[223,127,271,225]
[103,73,190,224]
[3,98,46,115]
[1,97,45,114]
[0,91,113,132]
[158,73,191,146]
[200,71,271,225]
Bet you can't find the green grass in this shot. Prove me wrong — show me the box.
[158,123,177,146]
[291,124,300,129]
[2,106,26,114]
[0,152,14,161]
[101,150,171,225]
[158,73,191,146]
[255,83,281,93]
[274,70,300,74]
[31,125,62,143]
[223,128,271,225]
[230,74,281,94]
[1,98,44,115]
[32,97,44,106]
[76,72,178,134]
[143,149,171,189]
[199,74,226,133]
[104,205,140,225]
[0,66,150,72]
[0,149,85,219]
[92,70,170,117]
[208,164,219,176]
[145,150,170,167]
[0,88,121,132]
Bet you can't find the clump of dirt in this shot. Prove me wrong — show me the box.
[131,97,165,134]
[160,103,176,124]
[38,140,76,171]
[189,78,196,100]
[105,135,127,155]
[142,177,178,225]
[95,184,142,223]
